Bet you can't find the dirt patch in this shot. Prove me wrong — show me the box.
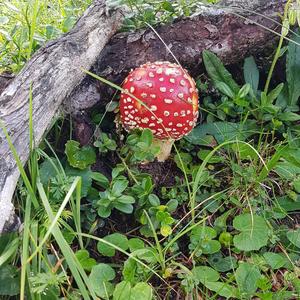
[138,159,182,188]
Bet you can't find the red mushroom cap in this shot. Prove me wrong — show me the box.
[120,61,199,140]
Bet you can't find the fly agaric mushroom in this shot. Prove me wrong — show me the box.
[120,61,199,162]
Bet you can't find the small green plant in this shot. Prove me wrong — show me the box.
[97,177,135,217]
[139,196,178,237]
[189,225,221,257]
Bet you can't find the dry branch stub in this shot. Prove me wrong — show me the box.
[0,0,124,234]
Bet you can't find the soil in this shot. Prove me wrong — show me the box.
[137,159,182,188]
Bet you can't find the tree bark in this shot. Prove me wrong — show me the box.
[65,0,286,112]
[0,0,124,234]
[0,0,287,234]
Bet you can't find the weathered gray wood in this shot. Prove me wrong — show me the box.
[0,0,124,234]
[65,0,286,112]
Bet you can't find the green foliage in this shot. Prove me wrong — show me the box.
[139,197,177,237]
[5,1,300,299]
[97,178,135,217]
[29,272,65,298]
[192,266,219,284]
[0,0,92,72]
[97,233,129,257]
[121,129,160,163]
[235,262,261,296]
[263,252,291,270]
[94,132,117,153]
[75,249,97,272]
[186,121,256,145]
[208,253,237,272]
[0,265,20,296]
[233,214,270,251]
[286,31,300,106]
[243,56,259,94]
[89,264,116,298]
[286,228,300,248]
[113,281,152,300]
[107,0,219,32]
[203,50,240,94]
[65,140,96,170]
[189,226,221,256]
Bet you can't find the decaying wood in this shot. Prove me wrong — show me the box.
[65,0,286,112]
[0,0,124,234]
[0,0,287,234]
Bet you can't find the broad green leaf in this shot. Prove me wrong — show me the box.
[278,111,300,122]
[238,84,251,99]
[233,214,269,251]
[131,282,152,300]
[215,82,235,98]
[97,206,112,218]
[263,252,290,270]
[91,172,110,189]
[0,265,20,296]
[162,1,175,12]
[39,158,60,185]
[278,196,300,211]
[141,129,153,147]
[244,56,259,93]
[148,194,160,206]
[231,143,257,160]
[205,281,237,299]
[268,83,284,103]
[117,195,135,204]
[75,250,97,272]
[166,199,178,212]
[174,152,193,173]
[122,259,137,283]
[97,233,129,257]
[186,121,257,145]
[65,166,92,197]
[89,264,115,298]
[208,253,237,272]
[112,179,128,196]
[113,281,131,300]
[65,140,96,170]
[235,262,261,295]
[287,32,300,105]
[203,50,239,94]
[128,238,145,252]
[114,203,133,214]
[113,281,152,300]
[192,266,220,284]
[275,161,300,180]
[287,228,300,248]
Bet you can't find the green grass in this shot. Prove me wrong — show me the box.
[0,0,92,72]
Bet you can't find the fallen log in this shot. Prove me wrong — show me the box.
[0,0,124,234]
[0,0,287,234]
[65,0,286,112]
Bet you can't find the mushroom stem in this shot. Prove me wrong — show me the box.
[153,138,174,162]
